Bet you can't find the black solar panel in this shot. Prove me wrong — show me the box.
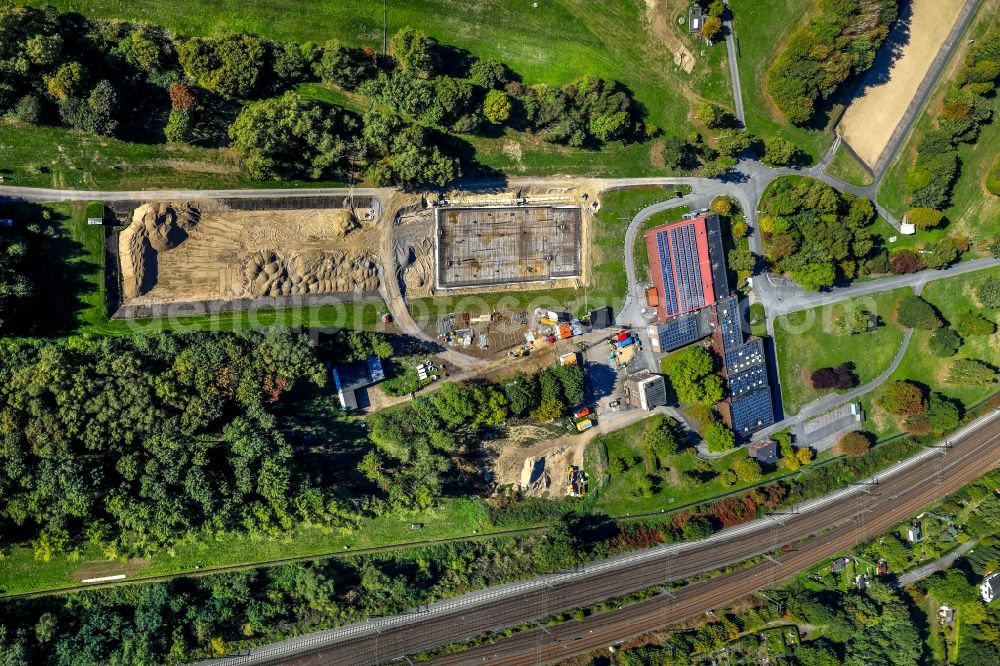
[724,338,765,373]
[655,315,701,352]
[729,365,768,396]
[730,388,776,434]
[717,296,743,350]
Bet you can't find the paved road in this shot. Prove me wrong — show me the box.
[201,409,1000,665]
[722,0,745,125]
[896,539,978,587]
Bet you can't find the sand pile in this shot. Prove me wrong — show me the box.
[119,203,201,299]
[242,249,380,297]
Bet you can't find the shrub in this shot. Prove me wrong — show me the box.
[13,94,43,124]
[889,250,925,274]
[711,197,733,216]
[482,89,511,124]
[836,432,872,457]
[928,327,962,357]
[956,311,996,336]
[878,380,927,417]
[761,136,799,167]
[705,422,735,454]
[948,359,998,386]
[732,457,762,483]
[795,447,813,465]
[810,362,858,390]
[987,159,1000,196]
[977,275,1000,308]
[906,208,946,230]
[896,295,942,329]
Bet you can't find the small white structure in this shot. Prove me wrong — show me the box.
[907,521,922,543]
[900,222,917,235]
[981,572,1000,603]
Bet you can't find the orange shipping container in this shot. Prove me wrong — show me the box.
[558,324,573,339]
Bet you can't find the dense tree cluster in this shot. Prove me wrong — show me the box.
[810,361,858,390]
[760,178,880,289]
[0,331,330,559]
[0,228,30,330]
[0,5,646,185]
[905,33,1000,213]
[767,0,898,124]
[663,346,724,406]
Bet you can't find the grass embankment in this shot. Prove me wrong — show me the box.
[9,0,732,188]
[728,0,834,162]
[592,187,691,313]
[866,267,1000,438]
[633,206,691,283]
[585,415,833,517]
[878,2,1000,243]
[774,289,910,416]
[826,145,874,188]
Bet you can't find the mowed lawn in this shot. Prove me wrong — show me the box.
[882,268,1000,410]
[774,288,910,416]
[826,144,873,188]
[877,2,1000,243]
[729,0,835,162]
[587,415,816,517]
[13,0,732,187]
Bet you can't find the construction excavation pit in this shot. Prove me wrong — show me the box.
[434,205,583,290]
[116,198,381,311]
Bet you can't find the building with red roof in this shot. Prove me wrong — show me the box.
[644,214,728,322]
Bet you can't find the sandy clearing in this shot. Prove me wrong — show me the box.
[839,0,965,167]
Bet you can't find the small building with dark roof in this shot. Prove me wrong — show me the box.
[748,439,779,465]
[590,306,613,330]
[688,6,706,33]
[332,356,386,411]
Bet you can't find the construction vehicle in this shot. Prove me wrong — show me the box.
[573,406,590,419]
[576,418,594,432]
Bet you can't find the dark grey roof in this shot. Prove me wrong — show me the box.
[717,296,743,351]
[748,439,779,465]
[703,213,730,302]
[730,388,776,435]
[590,306,613,329]
[332,356,385,410]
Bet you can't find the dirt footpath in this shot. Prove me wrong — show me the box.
[838,0,965,167]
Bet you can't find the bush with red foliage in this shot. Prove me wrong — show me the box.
[836,431,872,457]
[170,83,196,110]
[711,496,755,527]
[890,250,925,274]
[810,362,858,390]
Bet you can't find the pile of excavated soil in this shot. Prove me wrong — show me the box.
[118,203,381,306]
[838,0,964,167]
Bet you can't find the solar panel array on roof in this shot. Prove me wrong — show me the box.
[725,338,765,373]
[730,389,776,434]
[729,365,768,397]
[654,315,701,352]
[716,296,743,351]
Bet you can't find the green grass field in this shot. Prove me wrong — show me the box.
[729,0,834,162]
[881,267,1000,407]
[877,6,1000,244]
[774,288,910,416]
[826,145,874,188]
[634,206,691,283]
[10,0,737,188]
[586,415,826,516]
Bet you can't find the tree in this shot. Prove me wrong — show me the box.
[12,95,42,124]
[761,136,799,166]
[878,380,927,417]
[890,250,925,274]
[796,447,813,465]
[531,397,563,422]
[177,35,266,98]
[727,246,754,274]
[315,41,376,89]
[977,275,1000,308]
[682,516,713,540]
[700,156,737,177]
[701,15,723,41]
[924,238,960,269]
[536,519,578,570]
[715,129,752,157]
[948,359,998,385]
[695,102,724,128]
[0,234,31,329]
[925,393,961,433]
[664,346,723,406]
[928,327,962,357]
[661,136,694,170]
[956,310,996,336]
[836,431,871,457]
[644,417,679,457]
[783,453,800,471]
[838,310,872,335]
[927,567,978,605]
[468,58,507,88]
[732,457,762,483]
[504,373,540,416]
[906,207,946,230]
[228,93,352,181]
[810,362,858,390]
[705,422,735,454]
[45,61,82,100]
[792,262,836,291]
[392,27,437,78]
[482,89,511,124]
[897,295,942,329]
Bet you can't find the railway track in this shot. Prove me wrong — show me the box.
[228,413,1000,666]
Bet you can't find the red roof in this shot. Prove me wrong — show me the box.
[644,216,717,322]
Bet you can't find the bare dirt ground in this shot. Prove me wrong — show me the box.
[119,201,380,306]
[645,0,697,73]
[492,425,591,498]
[72,558,149,582]
[839,0,965,167]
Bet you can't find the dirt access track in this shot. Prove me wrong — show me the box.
[838,0,966,167]
[117,197,380,309]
